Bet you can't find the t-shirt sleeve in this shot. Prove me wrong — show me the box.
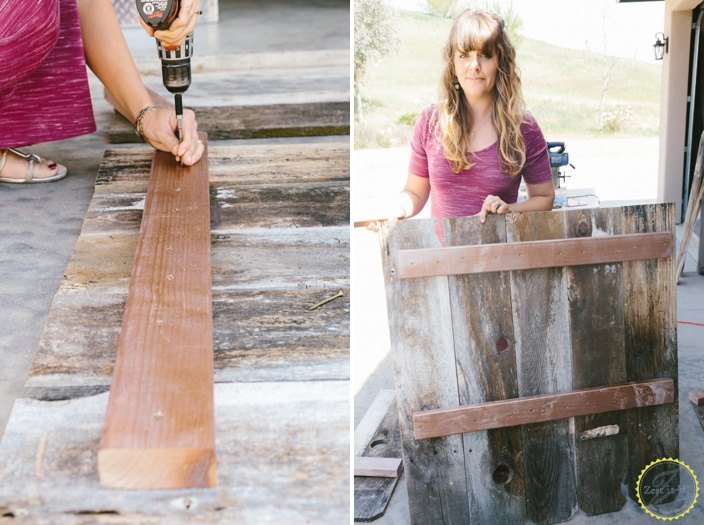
[408,107,433,178]
[521,114,552,185]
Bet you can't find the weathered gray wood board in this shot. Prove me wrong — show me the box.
[382,205,677,525]
[354,395,403,522]
[444,216,525,525]
[108,51,350,143]
[622,204,679,502]
[0,381,347,524]
[566,209,627,516]
[110,102,350,143]
[382,219,470,523]
[0,136,350,521]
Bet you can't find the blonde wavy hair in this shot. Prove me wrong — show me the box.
[437,9,526,176]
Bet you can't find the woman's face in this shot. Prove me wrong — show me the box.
[453,49,499,103]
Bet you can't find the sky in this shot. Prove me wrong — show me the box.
[388,0,666,62]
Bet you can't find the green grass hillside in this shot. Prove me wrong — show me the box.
[355,9,662,148]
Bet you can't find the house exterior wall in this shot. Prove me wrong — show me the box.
[658,3,694,221]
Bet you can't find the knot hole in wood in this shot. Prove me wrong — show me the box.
[492,464,513,485]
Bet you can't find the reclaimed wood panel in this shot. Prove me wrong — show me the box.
[109,102,350,143]
[383,219,470,524]
[623,204,678,501]
[98,138,216,489]
[396,232,672,279]
[566,208,627,516]
[383,206,677,523]
[413,379,674,439]
[444,215,525,524]
[0,382,349,524]
[28,229,349,388]
[354,392,402,523]
[506,211,578,525]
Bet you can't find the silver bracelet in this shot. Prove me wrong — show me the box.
[134,105,159,141]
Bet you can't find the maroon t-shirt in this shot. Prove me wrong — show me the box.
[409,106,552,221]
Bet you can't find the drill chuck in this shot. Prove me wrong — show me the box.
[156,34,193,94]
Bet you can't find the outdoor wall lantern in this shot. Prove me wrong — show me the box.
[654,32,669,60]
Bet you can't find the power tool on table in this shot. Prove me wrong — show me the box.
[547,141,571,208]
[135,0,193,144]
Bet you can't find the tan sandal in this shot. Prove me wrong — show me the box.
[0,148,68,184]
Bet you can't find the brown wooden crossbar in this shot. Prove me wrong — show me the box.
[413,378,674,440]
[98,133,216,489]
[396,232,672,279]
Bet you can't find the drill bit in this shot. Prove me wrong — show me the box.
[175,93,184,143]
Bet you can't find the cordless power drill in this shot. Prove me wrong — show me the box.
[135,0,193,143]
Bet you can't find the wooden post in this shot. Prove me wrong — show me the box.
[98,134,216,489]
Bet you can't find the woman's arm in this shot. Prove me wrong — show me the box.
[398,174,431,219]
[508,180,555,213]
[77,0,203,165]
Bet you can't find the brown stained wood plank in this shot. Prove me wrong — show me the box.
[382,219,470,524]
[413,378,674,439]
[109,102,350,144]
[396,232,672,279]
[623,203,678,502]
[443,215,525,524]
[98,135,216,489]
[354,457,403,478]
[565,208,627,516]
[506,211,578,524]
[354,398,403,523]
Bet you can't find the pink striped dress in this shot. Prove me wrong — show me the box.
[0,0,96,148]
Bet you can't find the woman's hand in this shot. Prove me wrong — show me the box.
[478,194,511,223]
[140,106,204,165]
[139,0,201,49]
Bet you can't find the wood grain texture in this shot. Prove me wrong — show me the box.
[396,232,672,279]
[444,215,525,524]
[506,211,578,525]
[383,219,470,524]
[0,382,349,524]
[353,402,402,522]
[354,395,403,523]
[354,457,403,478]
[566,208,627,516]
[622,203,678,502]
[413,378,674,439]
[98,135,216,489]
[109,102,350,143]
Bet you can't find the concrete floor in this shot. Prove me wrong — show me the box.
[0,0,349,439]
